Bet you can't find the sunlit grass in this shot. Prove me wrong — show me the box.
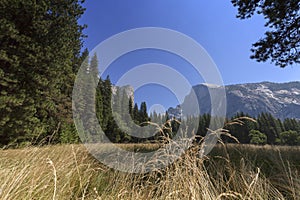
[0,143,299,199]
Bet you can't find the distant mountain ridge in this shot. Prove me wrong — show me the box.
[168,81,300,120]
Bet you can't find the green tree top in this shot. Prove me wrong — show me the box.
[232,0,300,67]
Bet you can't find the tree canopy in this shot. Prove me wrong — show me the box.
[232,0,300,67]
[0,0,86,145]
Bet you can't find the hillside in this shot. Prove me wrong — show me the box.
[168,81,300,119]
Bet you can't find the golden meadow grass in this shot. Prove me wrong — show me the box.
[1,143,300,199]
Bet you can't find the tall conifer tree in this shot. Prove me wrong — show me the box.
[0,0,86,145]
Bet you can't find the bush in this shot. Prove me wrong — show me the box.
[249,130,267,145]
[279,130,300,146]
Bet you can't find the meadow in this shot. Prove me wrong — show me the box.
[1,143,300,200]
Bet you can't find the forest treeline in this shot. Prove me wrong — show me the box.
[71,54,300,146]
[223,112,300,145]
[1,1,300,147]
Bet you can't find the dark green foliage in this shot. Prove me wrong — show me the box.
[59,123,79,144]
[99,76,121,141]
[101,76,113,132]
[133,103,139,123]
[225,112,257,143]
[231,0,300,67]
[278,130,300,146]
[128,97,133,118]
[96,79,103,128]
[139,102,150,125]
[257,113,281,144]
[197,113,211,137]
[249,129,267,145]
[191,112,300,146]
[84,57,98,138]
[165,111,170,121]
[283,118,300,133]
[0,0,85,146]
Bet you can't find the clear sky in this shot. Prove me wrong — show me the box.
[79,0,300,112]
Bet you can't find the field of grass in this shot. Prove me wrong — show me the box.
[0,143,300,199]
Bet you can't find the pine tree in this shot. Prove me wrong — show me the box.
[101,76,114,136]
[165,111,170,121]
[257,113,278,144]
[96,78,103,126]
[284,118,300,133]
[74,54,99,142]
[62,49,89,143]
[133,103,139,123]
[128,97,134,118]
[233,112,255,143]
[197,114,211,137]
[139,102,149,124]
[0,0,86,145]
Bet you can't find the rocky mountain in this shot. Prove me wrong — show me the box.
[168,81,300,120]
[112,85,134,101]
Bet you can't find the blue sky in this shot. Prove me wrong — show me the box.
[79,0,300,111]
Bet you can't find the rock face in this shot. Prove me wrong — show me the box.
[168,81,300,120]
[168,105,182,119]
[112,85,134,101]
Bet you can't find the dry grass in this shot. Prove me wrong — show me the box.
[0,143,299,199]
[0,145,110,200]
